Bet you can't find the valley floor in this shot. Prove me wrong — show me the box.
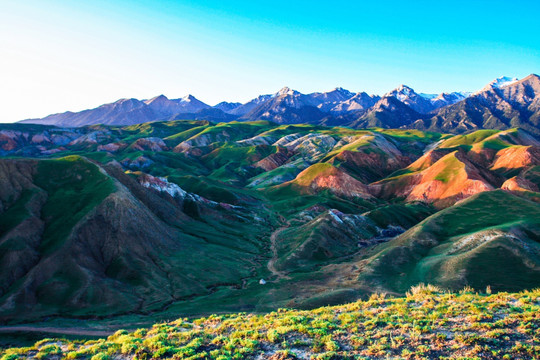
[1,286,539,359]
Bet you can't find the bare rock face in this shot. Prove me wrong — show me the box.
[12,74,540,135]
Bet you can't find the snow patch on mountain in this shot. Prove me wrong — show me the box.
[474,76,520,94]
[275,87,300,97]
[388,85,415,102]
[488,76,519,89]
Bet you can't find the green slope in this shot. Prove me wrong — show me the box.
[360,190,540,292]
[33,156,115,253]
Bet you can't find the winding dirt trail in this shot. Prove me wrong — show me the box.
[267,224,291,280]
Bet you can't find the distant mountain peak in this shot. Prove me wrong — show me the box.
[145,94,169,104]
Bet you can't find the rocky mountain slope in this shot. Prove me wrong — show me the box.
[417,74,540,134]
[1,120,539,325]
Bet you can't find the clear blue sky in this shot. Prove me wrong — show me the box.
[1,0,539,121]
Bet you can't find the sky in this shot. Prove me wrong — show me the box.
[1,0,539,122]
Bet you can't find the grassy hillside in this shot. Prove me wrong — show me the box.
[360,190,540,293]
[1,286,539,359]
[33,156,115,253]
[0,156,275,322]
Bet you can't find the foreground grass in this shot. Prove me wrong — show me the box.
[2,286,539,360]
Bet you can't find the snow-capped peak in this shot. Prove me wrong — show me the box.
[385,85,416,102]
[488,76,519,89]
[395,84,414,94]
[275,87,299,96]
[181,94,196,102]
[473,76,520,95]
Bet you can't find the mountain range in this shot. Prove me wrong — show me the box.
[20,74,540,135]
